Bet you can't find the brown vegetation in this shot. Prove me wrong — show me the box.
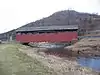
[65,38,100,57]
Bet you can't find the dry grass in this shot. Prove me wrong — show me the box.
[65,38,100,51]
[0,42,98,75]
[18,43,98,75]
[65,38,100,57]
[0,43,53,75]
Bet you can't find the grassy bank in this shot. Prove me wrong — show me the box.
[0,43,53,75]
[0,43,98,75]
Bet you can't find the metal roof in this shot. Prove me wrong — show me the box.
[16,25,78,32]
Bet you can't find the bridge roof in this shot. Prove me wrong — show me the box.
[16,25,78,32]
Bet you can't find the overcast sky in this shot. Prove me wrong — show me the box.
[0,0,100,33]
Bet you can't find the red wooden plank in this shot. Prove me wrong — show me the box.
[16,32,77,43]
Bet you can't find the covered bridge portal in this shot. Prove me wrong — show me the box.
[16,25,78,43]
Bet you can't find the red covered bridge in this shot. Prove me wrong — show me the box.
[16,25,78,44]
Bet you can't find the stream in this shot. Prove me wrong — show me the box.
[77,57,100,72]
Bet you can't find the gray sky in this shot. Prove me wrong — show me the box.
[0,0,100,33]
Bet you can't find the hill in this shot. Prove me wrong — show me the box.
[0,10,100,41]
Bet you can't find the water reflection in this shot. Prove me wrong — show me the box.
[30,42,69,49]
[77,57,100,71]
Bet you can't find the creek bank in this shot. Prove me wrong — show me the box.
[64,38,100,57]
